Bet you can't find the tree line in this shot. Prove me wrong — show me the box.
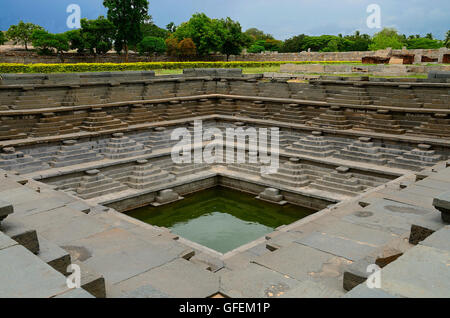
[0,0,449,61]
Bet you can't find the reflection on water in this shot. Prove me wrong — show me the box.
[126,187,315,253]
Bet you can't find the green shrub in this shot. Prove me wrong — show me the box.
[138,36,167,56]
[0,61,362,74]
[31,30,69,55]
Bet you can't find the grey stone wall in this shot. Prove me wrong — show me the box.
[1,48,448,64]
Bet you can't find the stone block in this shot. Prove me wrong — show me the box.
[433,191,450,223]
[74,261,106,298]
[1,219,40,254]
[0,199,13,223]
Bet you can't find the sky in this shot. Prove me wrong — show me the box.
[0,0,449,40]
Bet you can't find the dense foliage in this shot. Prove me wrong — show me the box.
[1,6,448,59]
[6,21,43,50]
[0,32,7,45]
[0,61,362,73]
[103,0,150,59]
[137,36,167,56]
[31,30,69,55]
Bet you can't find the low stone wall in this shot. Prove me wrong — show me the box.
[1,48,448,64]
[280,63,450,76]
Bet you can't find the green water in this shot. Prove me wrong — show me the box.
[126,187,315,254]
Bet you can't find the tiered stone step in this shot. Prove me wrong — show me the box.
[125,104,160,125]
[80,107,128,132]
[142,82,176,99]
[310,166,366,197]
[193,99,216,116]
[102,133,150,160]
[229,80,259,96]
[388,144,442,171]
[271,104,307,124]
[290,83,327,101]
[162,101,193,120]
[334,137,388,165]
[286,131,335,157]
[262,158,310,188]
[279,130,302,148]
[412,114,450,137]
[414,87,450,109]
[357,110,406,135]
[170,151,210,177]
[30,112,80,137]
[176,80,205,97]
[144,127,176,150]
[61,85,103,106]
[369,86,423,108]
[215,98,237,116]
[226,152,263,176]
[326,86,372,106]
[0,125,27,141]
[0,147,46,173]
[126,159,175,189]
[0,90,20,109]
[11,89,59,110]
[76,169,128,200]
[308,106,352,130]
[171,162,210,177]
[49,140,102,168]
[258,82,291,98]
[239,101,269,119]
[104,83,142,103]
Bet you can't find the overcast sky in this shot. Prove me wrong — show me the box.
[1,0,449,39]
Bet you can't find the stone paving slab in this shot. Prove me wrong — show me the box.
[0,199,13,219]
[54,288,95,298]
[65,228,185,285]
[112,258,219,298]
[343,207,429,236]
[420,226,450,252]
[376,245,450,298]
[253,243,335,280]
[119,285,170,298]
[0,231,17,250]
[317,220,397,247]
[295,232,377,261]
[343,284,402,298]
[219,263,301,298]
[279,280,345,298]
[18,207,110,245]
[0,245,69,298]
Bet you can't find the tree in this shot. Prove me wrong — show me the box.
[0,32,7,46]
[165,36,179,57]
[244,28,274,42]
[6,21,43,50]
[177,38,197,60]
[141,22,169,39]
[445,30,450,48]
[369,28,405,50]
[138,36,166,56]
[247,44,265,53]
[174,13,222,56]
[31,30,69,56]
[407,37,443,49]
[80,16,115,55]
[65,29,85,53]
[281,34,307,52]
[103,0,150,61]
[166,22,177,34]
[216,17,244,61]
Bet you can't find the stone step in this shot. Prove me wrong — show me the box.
[37,237,71,275]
